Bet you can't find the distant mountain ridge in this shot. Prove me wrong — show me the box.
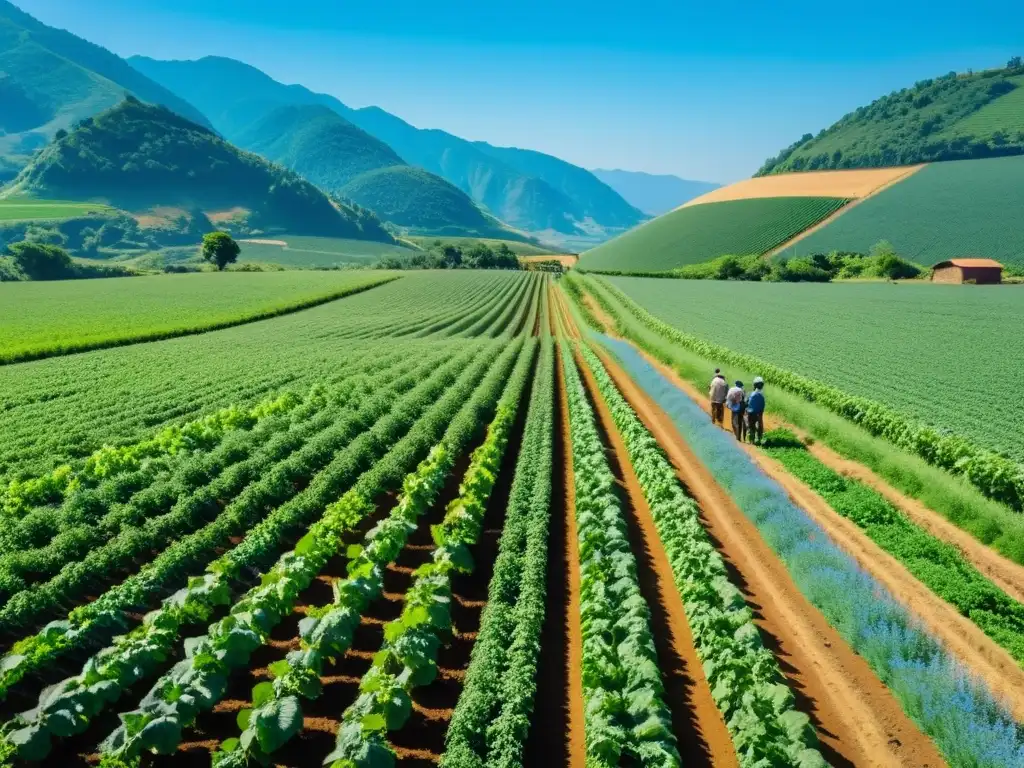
[233,104,520,238]
[3,98,394,242]
[128,55,646,238]
[759,59,1024,175]
[0,0,210,157]
[591,169,721,215]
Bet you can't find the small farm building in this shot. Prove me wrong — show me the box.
[931,258,1003,284]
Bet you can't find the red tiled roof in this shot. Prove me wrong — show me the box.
[933,258,1003,268]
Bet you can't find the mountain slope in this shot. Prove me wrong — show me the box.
[591,169,721,215]
[339,165,511,235]
[128,55,643,237]
[3,98,393,242]
[234,104,405,189]
[475,144,644,228]
[759,60,1024,174]
[0,0,209,155]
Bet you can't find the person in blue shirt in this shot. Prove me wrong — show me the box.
[746,376,766,444]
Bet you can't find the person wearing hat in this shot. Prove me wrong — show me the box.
[747,376,766,444]
[709,368,728,427]
[726,380,746,441]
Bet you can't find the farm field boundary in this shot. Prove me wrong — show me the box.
[763,164,924,257]
[0,273,399,365]
[583,274,1024,515]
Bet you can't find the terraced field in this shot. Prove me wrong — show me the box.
[582,196,848,271]
[0,270,1021,768]
[781,155,1024,268]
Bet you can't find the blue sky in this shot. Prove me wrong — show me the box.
[15,0,1023,182]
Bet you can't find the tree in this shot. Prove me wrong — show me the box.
[1008,56,1022,70]
[201,231,240,271]
[7,241,73,279]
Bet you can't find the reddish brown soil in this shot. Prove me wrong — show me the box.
[585,284,1024,663]
[524,343,586,768]
[590,342,947,768]
[604,329,1024,719]
[573,347,738,767]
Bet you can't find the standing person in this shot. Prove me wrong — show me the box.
[747,376,766,444]
[709,368,728,426]
[726,380,746,441]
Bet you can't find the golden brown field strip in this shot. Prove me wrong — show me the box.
[681,165,925,208]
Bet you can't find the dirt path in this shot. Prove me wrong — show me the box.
[595,329,1024,714]
[585,340,947,768]
[579,289,1024,613]
[573,346,738,767]
[747,448,1024,723]
[525,342,586,768]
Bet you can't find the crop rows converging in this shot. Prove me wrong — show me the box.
[4,268,1023,767]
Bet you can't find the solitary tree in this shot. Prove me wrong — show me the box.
[201,231,240,271]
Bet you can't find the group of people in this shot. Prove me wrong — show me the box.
[709,369,765,444]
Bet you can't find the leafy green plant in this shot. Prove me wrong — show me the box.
[579,346,824,767]
[441,337,555,768]
[559,343,680,768]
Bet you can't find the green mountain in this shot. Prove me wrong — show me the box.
[2,98,394,242]
[591,169,720,215]
[234,104,404,190]
[233,104,521,237]
[759,58,1024,174]
[0,0,210,157]
[128,55,645,237]
[339,166,512,235]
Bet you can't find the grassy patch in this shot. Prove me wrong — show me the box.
[0,271,398,363]
[0,200,114,222]
[238,236,412,268]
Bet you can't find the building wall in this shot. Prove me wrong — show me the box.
[960,266,1002,284]
[932,266,963,283]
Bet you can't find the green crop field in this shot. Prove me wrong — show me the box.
[782,156,1024,268]
[238,235,413,267]
[0,199,114,221]
[942,75,1024,138]
[581,196,849,271]
[0,271,396,363]
[607,275,1024,461]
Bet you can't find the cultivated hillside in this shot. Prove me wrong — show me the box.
[591,169,720,215]
[759,59,1024,174]
[3,98,394,242]
[339,165,513,235]
[0,0,209,157]
[128,55,644,237]
[780,155,1024,269]
[234,104,405,190]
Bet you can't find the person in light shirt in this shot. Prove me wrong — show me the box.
[726,380,746,441]
[709,368,728,427]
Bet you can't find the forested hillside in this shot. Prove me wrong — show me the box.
[759,58,1024,174]
[0,0,209,157]
[234,104,405,190]
[129,55,644,237]
[3,99,394,241]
